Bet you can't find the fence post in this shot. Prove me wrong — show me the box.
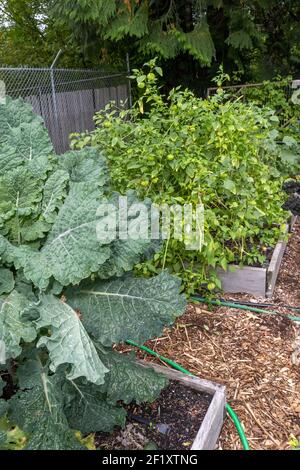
[50,49,63,119]
[50,68,57,118]
[126,53,133,108]
[0,64,131,154]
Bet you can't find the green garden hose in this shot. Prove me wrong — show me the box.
[225,403,250,451]
[126,340,193,375]
[218,298,300,312]
[126,339,250,450]
[191,296,300,323]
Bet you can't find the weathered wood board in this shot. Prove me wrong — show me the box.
[217,265,267,297]
[216,216,297,298]
[138,361,226,450]
[25,83,129,154]
[266,239,287,298]
[289,215,297,232]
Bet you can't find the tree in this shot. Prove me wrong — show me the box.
[0,0,83,67]
[52,0,300,87]
[0,1,299,86]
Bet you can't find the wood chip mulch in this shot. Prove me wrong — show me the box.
[128,220,300,450]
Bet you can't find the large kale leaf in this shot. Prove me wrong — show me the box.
[0,97,186,450]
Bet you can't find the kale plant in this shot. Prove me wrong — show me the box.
[0,97,186,450]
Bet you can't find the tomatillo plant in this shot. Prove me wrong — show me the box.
[71,61,291,294]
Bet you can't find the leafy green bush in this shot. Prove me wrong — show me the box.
[0,97,186,450]
[224,77,300,175]
[71,62,290,293]
[239,77,300,136]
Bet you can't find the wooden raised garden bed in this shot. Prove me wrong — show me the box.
[97,361,226,451]
[138,362,226,450]
[217,216,297,298]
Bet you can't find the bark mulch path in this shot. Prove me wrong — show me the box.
[126,220,300,450]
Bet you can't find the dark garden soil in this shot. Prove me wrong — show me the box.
[0,370,16,399]
[96,381,211,450]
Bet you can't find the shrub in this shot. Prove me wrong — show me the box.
[0,97,186,450]
[228,77,300,175]
[71,62,290,293]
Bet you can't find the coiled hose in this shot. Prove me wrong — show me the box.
[126,339,250,450]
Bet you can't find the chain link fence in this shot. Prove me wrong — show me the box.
[206,80,298,100]
[0,67,130,153]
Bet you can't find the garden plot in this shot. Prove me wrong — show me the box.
[74,61,294,296]
[218,216,297,297]
[97,365,226,450]
[129,221,300,450]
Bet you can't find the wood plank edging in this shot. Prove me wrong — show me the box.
[217,265,267,296]
[192,389,226,450]
[265,223,290,297]
[217,216,298,297]
[137,360,226,450]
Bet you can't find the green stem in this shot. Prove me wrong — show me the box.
[162,237,170,269]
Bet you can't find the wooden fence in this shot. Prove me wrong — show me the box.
[0,67,130,154]
[24,83,129,154]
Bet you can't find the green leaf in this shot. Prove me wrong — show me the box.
[0,97,37,146]
[219,257,228,271]
[64,380,126,434]
[154,66,163,76]
[178,22,215,64]
[98,191,160,279]
[3,121,53,178]
[226,30,253,50]
[20,219,52,242]
[0,234,33,272]
[17,358,43,390]
[14,271,36,301]
[36,295,108,385]
[0,268,14,295]
[0,399,8,417]
[0,379,5,397]
[282,135,297,147]
[9,373,84,450]
[268,129,279,140]
[223,179,236,193]
[280,149,299,165]
[67,271,186,346]
[23,184,112,289]
[98,348,167,405]
[0,290,36,359]
[58,147,109,189]
[0,167,43,220]
[41,169,69,223]
[98,238,160,279]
